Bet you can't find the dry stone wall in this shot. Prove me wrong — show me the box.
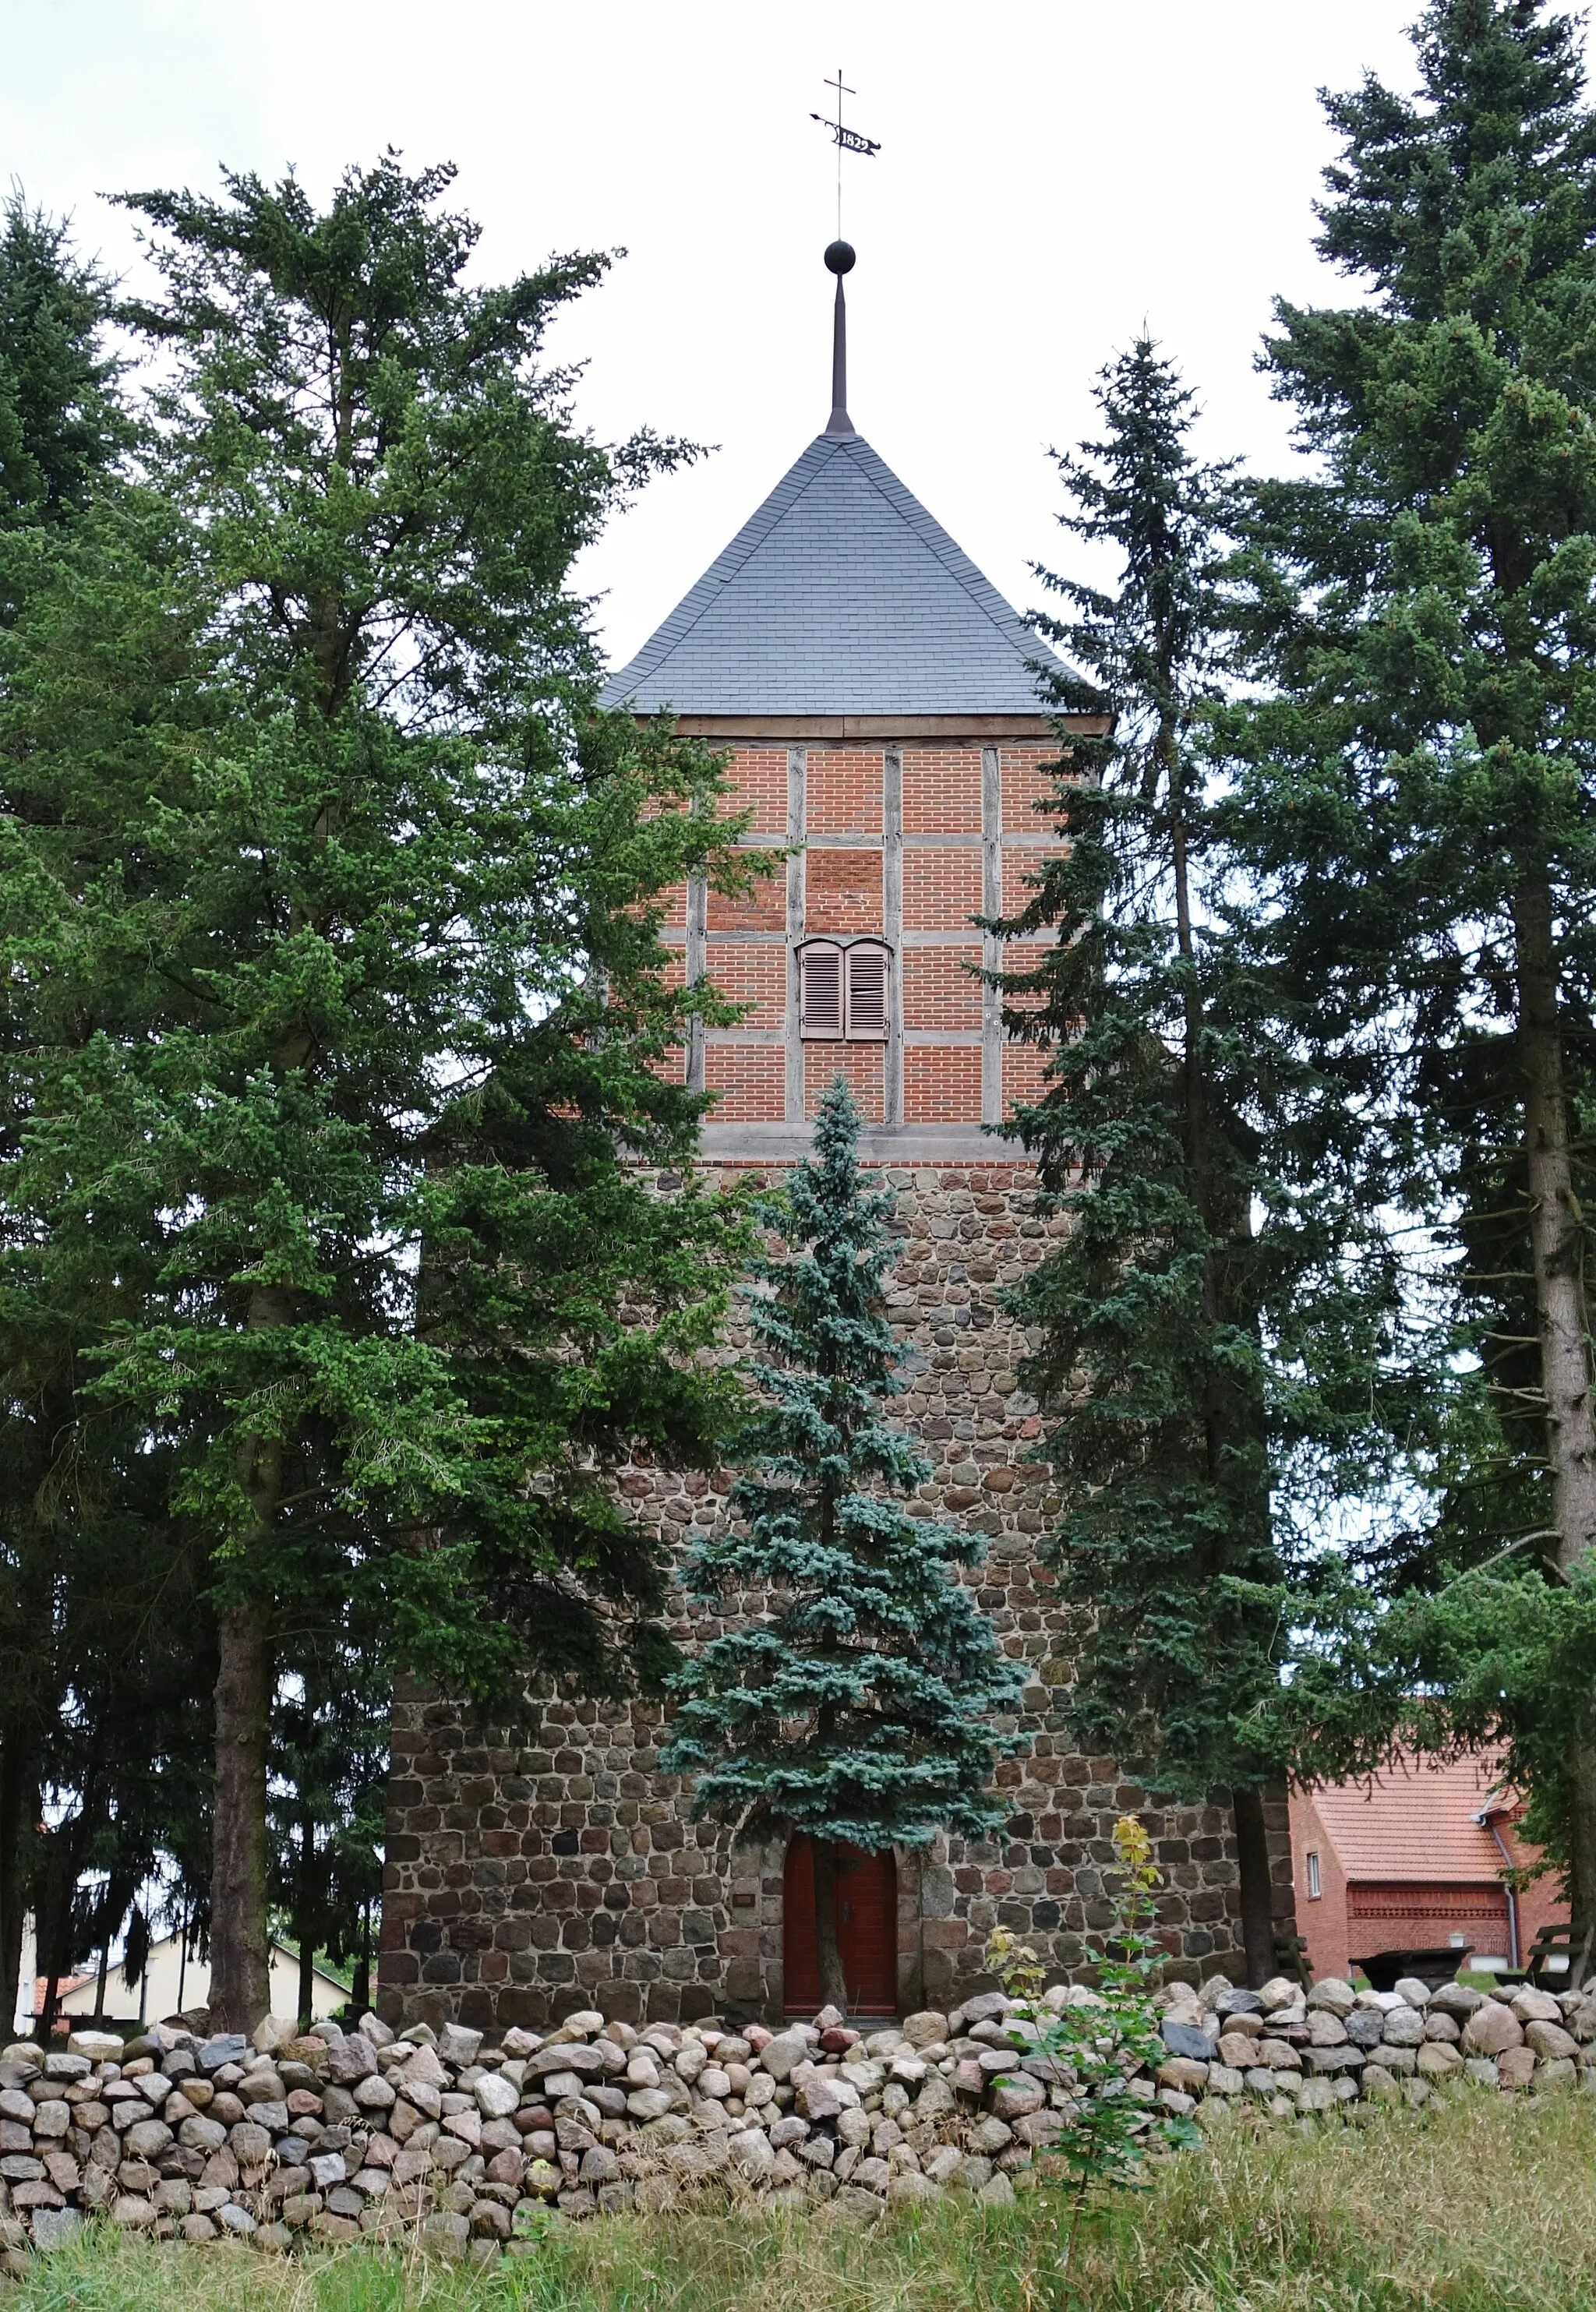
[380,1163,1296,2036]
[4,1978,1590,2269]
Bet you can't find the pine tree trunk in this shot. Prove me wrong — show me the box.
[210,1600,273,2030]
[352,1903,372,2014]
[1513,876,1596,1984]
[33,1834,74,2046]
[210,1274,292,2034]
[295,1815,315,2026]
[1232,1784,1276,1989]
[811,1839,848,2015]
[0,1744,29,2041]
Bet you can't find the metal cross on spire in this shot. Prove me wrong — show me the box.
[811,67,880,241]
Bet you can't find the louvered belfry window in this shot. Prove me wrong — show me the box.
[800,942,844,1038]
[799,941,889,1041]
[845,943,888,1040]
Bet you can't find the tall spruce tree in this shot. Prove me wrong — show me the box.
[661,1079,1024,2014]
[998,344,1414,1985]
[0,157,755,2028]
[0,192,124,537]
[1223,0,1596,1977]
[0,189,175,2035]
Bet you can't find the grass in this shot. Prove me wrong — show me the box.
[9,2086,1596,2312]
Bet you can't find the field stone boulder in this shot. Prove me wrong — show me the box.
[1564,1999,1596,2042]
[952,1993,1010,2032]
[1524,2019,1580,2063]
[990,2077,1046,2122]
[196,2035,249,2074]
[1428,1982,1483,2021]
[323,2035,376,2086]
[1306,1978,1356,2017]
[1393,1979,1432,2010]
[729,2129,775,2179]
[1510,1988,1563,2025]
[436,2024,483,2068]
[757,2034,809,2084]
[901,2012,949,2049]
[524,2042,604,2081]
[1160,2019,1218,2063]
[1462,2003,1524,2058]
[475,2073,519,2120]
[30,2208,82,2251]
[422,2210,471,2259]
[886,2171,944,2207]
[1156,2057,1209,2098]
[1379,2006,1426,2049]
[1498,2046,1538,2091]
[65,2033,121,2063]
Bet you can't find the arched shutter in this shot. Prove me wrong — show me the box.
[800,943,843,1038]
[845,944,888,1040]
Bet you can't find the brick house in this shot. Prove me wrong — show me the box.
[1290,1753,1569,1982]
[378,253,1298,2035]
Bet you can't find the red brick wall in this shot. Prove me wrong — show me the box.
[807,747,883,836]
[902,749,982,833]
[903,947,984,1032]
[1291,1787,1352,1981]
[701,1043,784,1123]
[721,744,787,835]
[654,739,1069,1131]
[902,847,983,933]
[906,1047,983,1124]
[807,1041,885,1121]
[805,848,884,934]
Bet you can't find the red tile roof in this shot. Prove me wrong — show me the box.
[1312,1753,1513,1884]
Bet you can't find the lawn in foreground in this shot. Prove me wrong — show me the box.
[8,2085,1594,2312]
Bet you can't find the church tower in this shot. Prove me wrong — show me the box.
[379,250,1296,2034]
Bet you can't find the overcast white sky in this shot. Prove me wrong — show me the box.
[3,2,1451,670]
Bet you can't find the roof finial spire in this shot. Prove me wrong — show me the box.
[824,239,856,436]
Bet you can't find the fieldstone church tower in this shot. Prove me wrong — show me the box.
[379,249,1296,2035]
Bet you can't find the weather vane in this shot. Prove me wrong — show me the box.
[811,69,880,238]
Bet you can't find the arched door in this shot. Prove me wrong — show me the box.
[782,1834,898,2015]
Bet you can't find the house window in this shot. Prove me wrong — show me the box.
[1306,1850,1322,1901]
[799,940,890,1042]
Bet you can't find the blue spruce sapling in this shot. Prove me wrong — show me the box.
[662,1077,1025,2012]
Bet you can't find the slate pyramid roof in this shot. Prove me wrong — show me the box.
[598,429,1061,717]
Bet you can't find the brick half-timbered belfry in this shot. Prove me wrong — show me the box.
[379,244,1298,2035]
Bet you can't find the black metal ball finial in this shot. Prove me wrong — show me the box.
[824,239,856,276]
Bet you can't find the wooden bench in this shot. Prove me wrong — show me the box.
[1496,1925,1576,1989]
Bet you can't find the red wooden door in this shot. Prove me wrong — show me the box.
[782,1835,898,2015]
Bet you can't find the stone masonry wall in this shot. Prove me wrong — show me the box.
[379,1163,1297,2036]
